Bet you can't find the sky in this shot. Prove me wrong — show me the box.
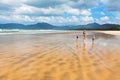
[0,0,120,26]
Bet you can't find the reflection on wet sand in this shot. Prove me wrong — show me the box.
[82,40,87,53]
[76,38,79,49]
[76,35,94,51]
[0,31,120,80]
[92,41,94,49]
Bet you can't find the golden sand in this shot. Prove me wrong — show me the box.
[0,31,120,80]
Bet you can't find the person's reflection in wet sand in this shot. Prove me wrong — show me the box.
[82,30,87,53]
[75,32,79,49]
[82,40,87,53]
[92,35,95,49]
[92,40,94,49]
[75,35,80,56]
[76,37,79,49]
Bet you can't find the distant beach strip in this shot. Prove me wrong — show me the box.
[97,31,120,35]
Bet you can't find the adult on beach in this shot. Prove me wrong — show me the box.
[83,30,86,40]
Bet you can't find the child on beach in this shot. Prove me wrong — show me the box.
[76,35,78,39]
[76,32,79,39]
[92,35,95,41]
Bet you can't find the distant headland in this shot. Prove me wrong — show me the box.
[0,23,120,30]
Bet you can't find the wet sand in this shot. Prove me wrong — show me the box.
[0,31,120,80]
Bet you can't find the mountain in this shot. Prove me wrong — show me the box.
[71,23,120,30]
[0,23,56,29]
[100,24,120,30]
[72,23,101,30]
[0,23,25,29]
[0,23,120,30]
[26,23,56,29]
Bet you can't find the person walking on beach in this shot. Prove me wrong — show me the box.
[83,30,86,40]
[76,35,78,39]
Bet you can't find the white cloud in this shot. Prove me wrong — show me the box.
[81,16,94,23]
[101,0,120,11]
[0,0,120,25]
[115,12,120,20]
[100,12,105,15]
[36,16,80,25]
[0,15,34,24]
[64,6,80,15]
[100,16,109,21]
[14,5,34,15]
[0,14,95,25]
[13,4,92,17]
[95,16,112,24]
[0,0,98,25]
[0,0,25,4]
[25,0,98,9]
[14,5,64,16]
[0,0,25,9]
[111,12,120,24]
[80,9,91,16]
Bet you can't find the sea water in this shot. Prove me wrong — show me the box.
[0,29,75,35]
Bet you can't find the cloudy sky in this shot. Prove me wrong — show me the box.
[0,0,120,25]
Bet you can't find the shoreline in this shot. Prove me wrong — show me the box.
[0,30,120,36]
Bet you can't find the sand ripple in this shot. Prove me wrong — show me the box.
[0,32,119,80]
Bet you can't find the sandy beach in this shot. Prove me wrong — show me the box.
[0,31,120,80]
[97,31,120,35]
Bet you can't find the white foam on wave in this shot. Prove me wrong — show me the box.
[0,29,73,35]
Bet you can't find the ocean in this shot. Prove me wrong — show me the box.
[0,29,75,35]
